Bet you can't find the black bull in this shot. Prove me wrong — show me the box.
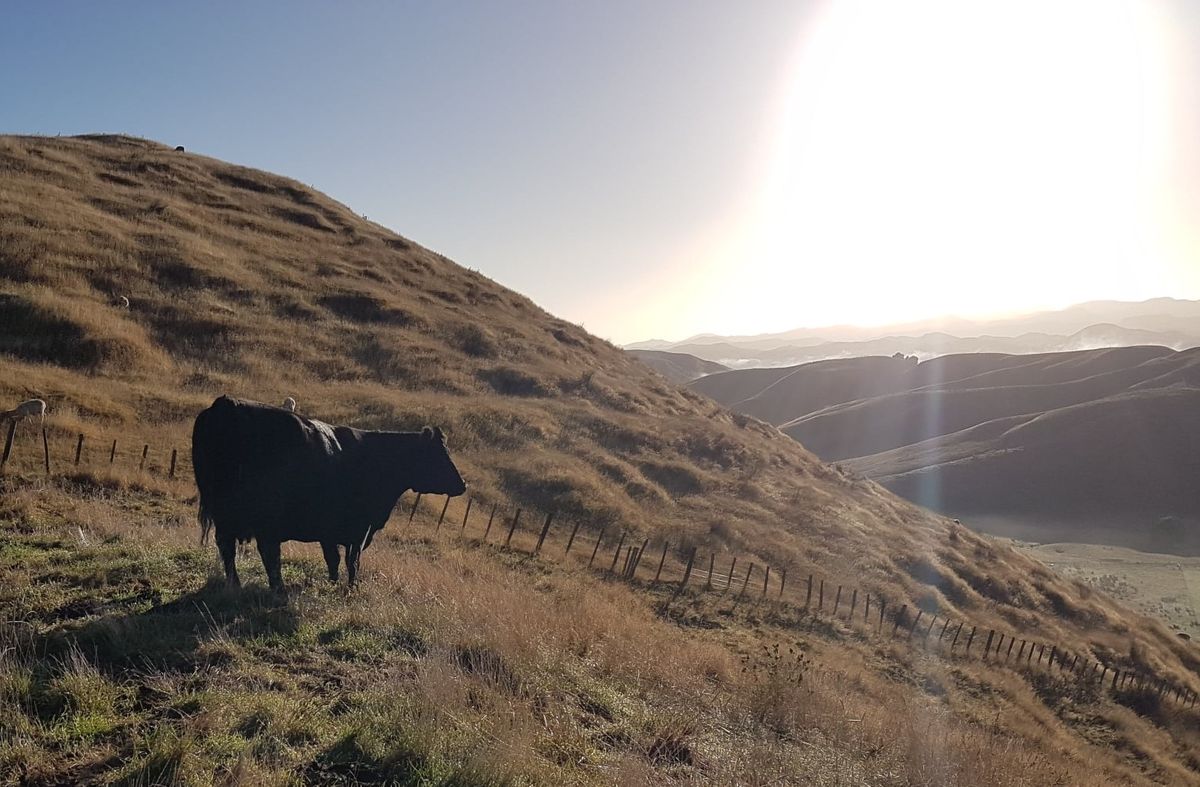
[192,396,466,590]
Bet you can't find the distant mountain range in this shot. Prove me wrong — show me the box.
[630,298,1200,367]
[692,345,1200,554]
[626,349,727,383]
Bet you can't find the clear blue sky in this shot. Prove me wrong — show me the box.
[4,1,1198,343]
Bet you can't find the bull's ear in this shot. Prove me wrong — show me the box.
[421,426,434,440]
[433,426,445,443]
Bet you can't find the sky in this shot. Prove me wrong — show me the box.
[3,1,1198,344]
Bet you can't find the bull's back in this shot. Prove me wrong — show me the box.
[193,396,338,542]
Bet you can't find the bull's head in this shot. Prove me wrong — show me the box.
[413,426,467,496]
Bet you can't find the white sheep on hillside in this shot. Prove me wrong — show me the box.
[1,398,47,426]
[282,397,297,412]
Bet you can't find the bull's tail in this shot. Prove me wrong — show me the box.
[192,396,237,546]
[199,500,214,545]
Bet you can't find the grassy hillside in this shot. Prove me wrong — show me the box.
[3,135,1200,784]
[852,388,1200,552]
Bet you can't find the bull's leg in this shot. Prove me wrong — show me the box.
[321,542,341,582]
[217,533,240,588]
[345,542,361,587]
[256,539,285,592]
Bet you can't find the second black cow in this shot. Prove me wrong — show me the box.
[192,395,467,590]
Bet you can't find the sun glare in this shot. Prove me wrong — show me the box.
[704,0,1173,336]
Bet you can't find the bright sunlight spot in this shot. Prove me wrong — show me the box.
[715,0,1173,334]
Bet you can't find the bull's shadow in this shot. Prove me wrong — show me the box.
[39,579,300,672]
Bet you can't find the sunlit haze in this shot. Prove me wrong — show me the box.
[623,0,1200,342]
[4,1,1198,343]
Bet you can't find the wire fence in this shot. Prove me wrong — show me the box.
[4,417,1198,710]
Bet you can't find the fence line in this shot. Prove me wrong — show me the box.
[397,488,1200,711]
[4,421,1198,711]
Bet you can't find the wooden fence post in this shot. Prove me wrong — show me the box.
[667,547,699,605]
[1069,654,1079,672]
[805,574,813,607]
[833,585,842,617]
[964,626,977,654]
[138,443,148,472]
[738,563,755,599]
[483,503,498,540]
[630,538,649,575]
[504,508,523,548]
[939,618,952,641]
[950,622,964,651]
[818,579,824,612]
[779,568,786,599]
[878,601,887,634]
[983,630,995,657]
[0,420,15,469]
[1005,636,1016,661]
[655,542,670,584]
[924,614,937,640]
[409,492,423,523]
[564,519,581,554]
[43,428,52,474]
[762,565,770,597]
[892,605,907,636]
[849,589,858,620]
[435,496,451,532]
[621,547,633,577]
[74,433,84,466]
[461,497,473,532]
[109,439,117,464]
[607,531,627,575]
[864,593,871,622]
[534,511,555,554]
[706,553,716,590]
[680,547,697,587]
[168,448,177,479]
[1048,646,1058,670]
[588,525,608,567]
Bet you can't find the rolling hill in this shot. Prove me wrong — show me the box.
[693,347,1200,553]
[3,134,1200,784]
[625,348,727,383]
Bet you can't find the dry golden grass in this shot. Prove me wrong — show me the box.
[1,134,1199,783]
[4,477,1186,785]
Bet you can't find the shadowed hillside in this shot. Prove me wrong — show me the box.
[692,347,1200,552]
[3,135,1200,784]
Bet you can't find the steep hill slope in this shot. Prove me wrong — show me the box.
[3,135,1200,783]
